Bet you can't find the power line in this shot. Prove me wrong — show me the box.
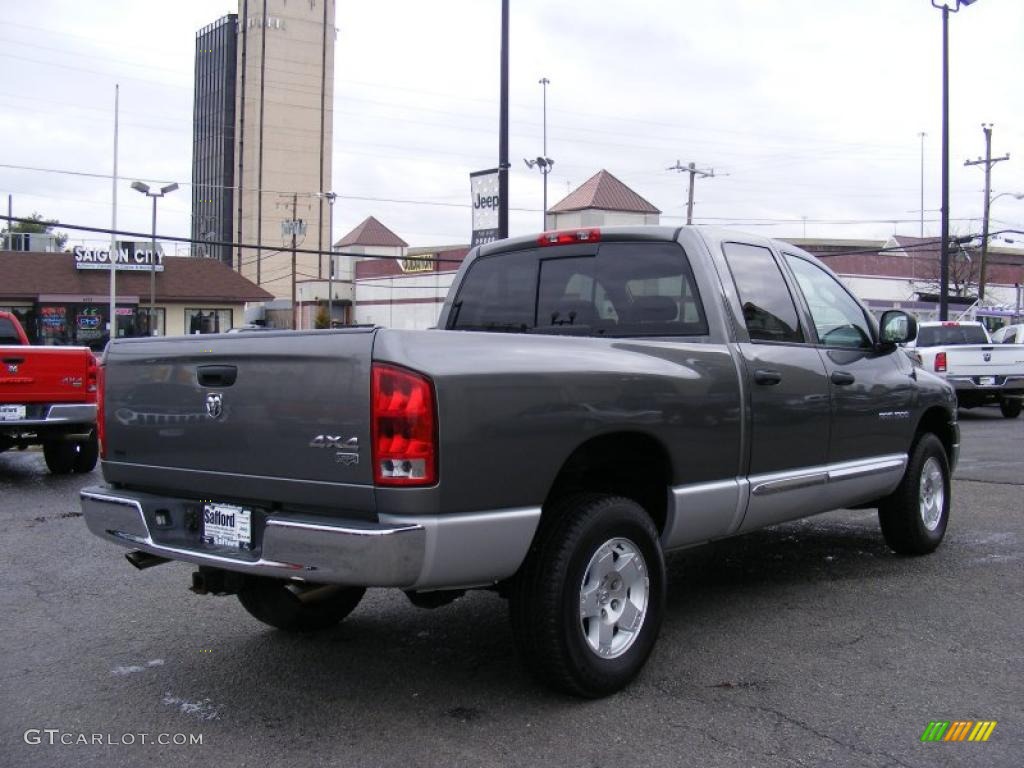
[3,215,467,265]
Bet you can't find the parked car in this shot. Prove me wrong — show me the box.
[0,311,99,473]
[903,321,1024,418]
[991,323,1024,345]
[81,226,958,697]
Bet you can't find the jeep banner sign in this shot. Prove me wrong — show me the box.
[73,243,164,272]
[470,168,500,246]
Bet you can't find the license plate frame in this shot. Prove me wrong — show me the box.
[0,404,26,421]
[201,503,253,550]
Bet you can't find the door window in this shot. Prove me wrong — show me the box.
[784,255,873,349]
[721,242,803,343]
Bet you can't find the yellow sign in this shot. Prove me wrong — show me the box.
[399,256,435,274]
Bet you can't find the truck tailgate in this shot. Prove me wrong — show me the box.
[101,329,376,510]
[946,345,1024,377]
[0,346,96,404]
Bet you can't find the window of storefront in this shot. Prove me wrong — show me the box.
[185,308,232,334]
[8,304,162,349]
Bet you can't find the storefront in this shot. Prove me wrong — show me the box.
[0,250,273,348]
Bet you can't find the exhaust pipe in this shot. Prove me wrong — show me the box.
[125,550,171,570]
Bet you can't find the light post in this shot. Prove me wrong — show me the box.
[930,0,979,320]
[918,131,926,237]
[523,77,553,230]
[317,191,337,327]
[131,181,178,335]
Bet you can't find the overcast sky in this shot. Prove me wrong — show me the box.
[1,0,1022,254]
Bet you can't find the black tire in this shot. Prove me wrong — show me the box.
[73,432,99,473]
[237,578,365,631]
[999,398,1021,419]
[878,434,950,555]
[42,440,77,475]
[509,494,665,698]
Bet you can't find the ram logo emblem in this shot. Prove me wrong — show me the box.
[204,393,224,420]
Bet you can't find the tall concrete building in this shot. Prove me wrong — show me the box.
[234,0,335,311]
[192,14,238,265]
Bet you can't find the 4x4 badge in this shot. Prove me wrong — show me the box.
[205,393,224,419]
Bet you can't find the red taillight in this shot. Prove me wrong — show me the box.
[371,363,437,486]
[935,352,947,373]
[96,363,106,459]
[537,228,601,247]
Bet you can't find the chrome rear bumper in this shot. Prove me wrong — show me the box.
[80,488,426,587]
[80,486,540,590]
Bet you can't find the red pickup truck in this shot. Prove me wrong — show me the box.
[0,311,99,474]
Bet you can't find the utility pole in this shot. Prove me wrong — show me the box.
[278,193,308,329]
[965,123,1010,302]
[668,160,716,225]
[290,193,298,328]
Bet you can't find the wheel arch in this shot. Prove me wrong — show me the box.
[913,406,958,468]
[543,431,673,534]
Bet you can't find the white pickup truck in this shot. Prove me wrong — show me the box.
[904,321,1024,418]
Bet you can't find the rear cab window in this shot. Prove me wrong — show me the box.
[916,325,990,347]
[448,241,708,338]
[0,317,23,345]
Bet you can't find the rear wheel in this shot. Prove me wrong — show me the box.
[999,398,1021,419]
[237,578,365,631]
[878,434,950,555]
[42,440,77,475]
[73,432,99,473]
[509,494,665,698]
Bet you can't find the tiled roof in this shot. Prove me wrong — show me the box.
[548,170,660,214]
[336,216,408,248]
[0,251,274,302]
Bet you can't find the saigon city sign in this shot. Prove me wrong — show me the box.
[73,243,164,272]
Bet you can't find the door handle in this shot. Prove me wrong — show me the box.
[754,369,782,385]
[830,371,856,386]
[197,365,238,388]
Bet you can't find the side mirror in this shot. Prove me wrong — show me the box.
[879,310,917,347]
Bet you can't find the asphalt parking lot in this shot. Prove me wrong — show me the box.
[1,409,1021,768]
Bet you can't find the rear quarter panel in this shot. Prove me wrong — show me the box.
[373,329,743,515]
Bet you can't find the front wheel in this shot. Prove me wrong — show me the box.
[999,398,1022,419]
[878,434,950,555]
[509,494,665,698]
[237,578,365,631]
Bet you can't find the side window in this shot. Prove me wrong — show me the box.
[784,254,873,349]
[721,242,803,343]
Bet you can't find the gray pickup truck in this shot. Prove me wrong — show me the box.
[81,226,958,697]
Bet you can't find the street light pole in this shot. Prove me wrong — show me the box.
[938,1,950,320]
[524,80,554,230]
[918,131,926,238]
[149,194,157,326]
[931,0,979,320]
[497,0,509,240]
[540,77,550,227]
[131,180,178,335]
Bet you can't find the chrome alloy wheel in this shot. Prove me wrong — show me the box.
[579,537,650,659]
[919,456,945,531]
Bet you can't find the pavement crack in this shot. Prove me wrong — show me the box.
[744,703,920,768]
